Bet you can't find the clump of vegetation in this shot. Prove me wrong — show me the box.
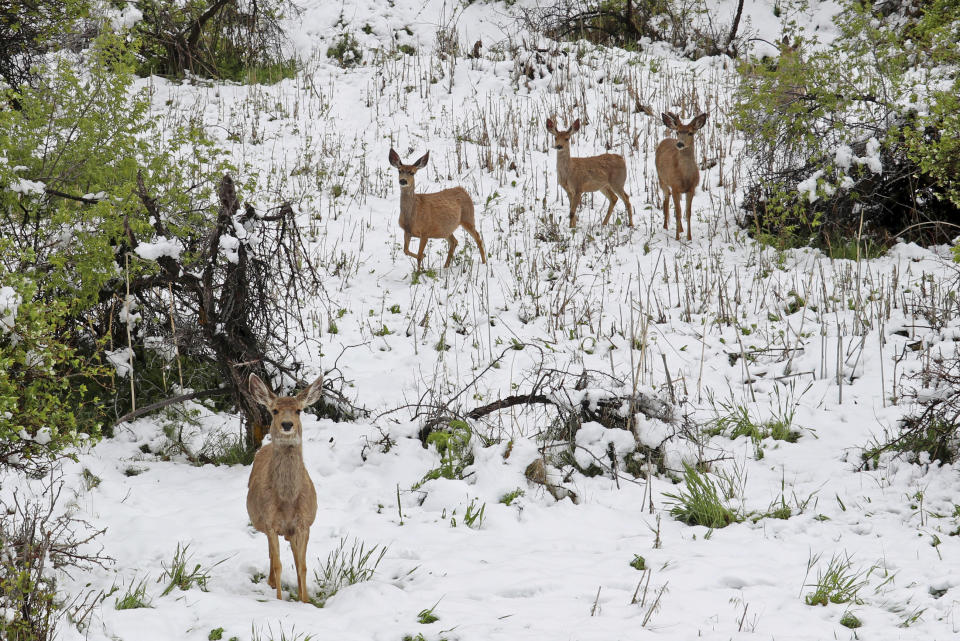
[840,611,862,629]
[499,488,525,505]
[158,543,222,596]
[663,464,741,528]
[414,420,474,488]
[0,482,108,641]
[735,1,960,251]
[133,0,300,81]
[312,538,387,606]
[115,577,152,610]
[803,553,868,607]
[327,32,363,67]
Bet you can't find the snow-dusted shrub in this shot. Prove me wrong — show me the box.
[734,0,960,252]
[0,482,107,640]
[133,0,299,81]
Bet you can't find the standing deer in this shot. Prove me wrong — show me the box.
[246,373,323,602]
[388,148,486,271]
[545,117,633,228]
[655,112,708,241]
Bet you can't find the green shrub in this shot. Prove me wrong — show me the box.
[327,32,363,67]
[414,420,474,488]
[663,464,740,528]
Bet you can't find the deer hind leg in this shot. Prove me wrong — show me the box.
[568,190,583,228]
[600,188,618,226]
[289,529,310,603]
[684,191,694,241]
[267,531,282,599]
[444,234,459,268]
[672,191,683,241]
[462,223,487,263]
[615,185,633,227]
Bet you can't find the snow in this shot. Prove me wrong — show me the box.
[0,286,18,333]
[3,2,960,641]
[134,238,184,261]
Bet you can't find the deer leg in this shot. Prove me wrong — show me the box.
[616,186,633,227]
[684,191,693,241]
[290,529,310,603]
[601,188,618,226]
[444,234,458,268]
[672,191,683,241]
[415,236,428,271]
[403,232,417,259]
[267,531,282,600]
[660,185,670,230]
[568,191,583,228]
[463,223,487,263]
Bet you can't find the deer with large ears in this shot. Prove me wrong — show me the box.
[388,148,486,271]
[246,373,324,603]
[655,112,708,241]
[545,117,633,228]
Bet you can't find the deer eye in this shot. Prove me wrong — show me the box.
[295,409,301,415]
[272,409,279,415]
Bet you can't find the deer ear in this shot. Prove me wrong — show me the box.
[248,374,276,407]
[661,112,678,129]
[297,376,324,408]
[691,113,708,131]
[388,148,401,168]
[571,119,581,133]
[413,152,430,169]
[546,118,556,133]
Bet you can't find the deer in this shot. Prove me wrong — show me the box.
[388,148,486,271]
[246,373,324,603]
[545,117,633,228]
[654,112,708,241]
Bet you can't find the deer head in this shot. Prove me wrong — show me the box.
[388,148,430,190]
[545,117,581,151]
[248,374,324,447]
[661,112,708,151]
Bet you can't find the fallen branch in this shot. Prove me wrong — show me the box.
[113,388,229,426]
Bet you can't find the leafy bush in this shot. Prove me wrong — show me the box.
[413,420,474,488]
[133,0,299,81]
[734,1,960,250]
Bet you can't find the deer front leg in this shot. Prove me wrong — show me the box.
[267,531,282,600]
[416,236,428,271]
[672,191,683,241]
[568,189,583,228]
[403,232,417,259]
[684,191,693,241]
[660,186,670,230]
[290,529,310,603]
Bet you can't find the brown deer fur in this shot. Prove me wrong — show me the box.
[655,111,708,241]
[545,117,633,228]
[388,148,486,271]
[246,373,323,602]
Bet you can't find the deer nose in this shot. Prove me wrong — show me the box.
[675,141,686,150]
[280,421,294,432]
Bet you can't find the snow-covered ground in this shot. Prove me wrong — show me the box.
[5,1,960,640]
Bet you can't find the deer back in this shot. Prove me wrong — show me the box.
[412,187,472,239]
[568,154,627,193]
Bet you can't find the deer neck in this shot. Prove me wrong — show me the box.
[677,141,698,170]
[270,442,305,502]
[555,146,572,184]
[399,186,417,229]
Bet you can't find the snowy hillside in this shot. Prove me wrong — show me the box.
[5,1,960,640]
